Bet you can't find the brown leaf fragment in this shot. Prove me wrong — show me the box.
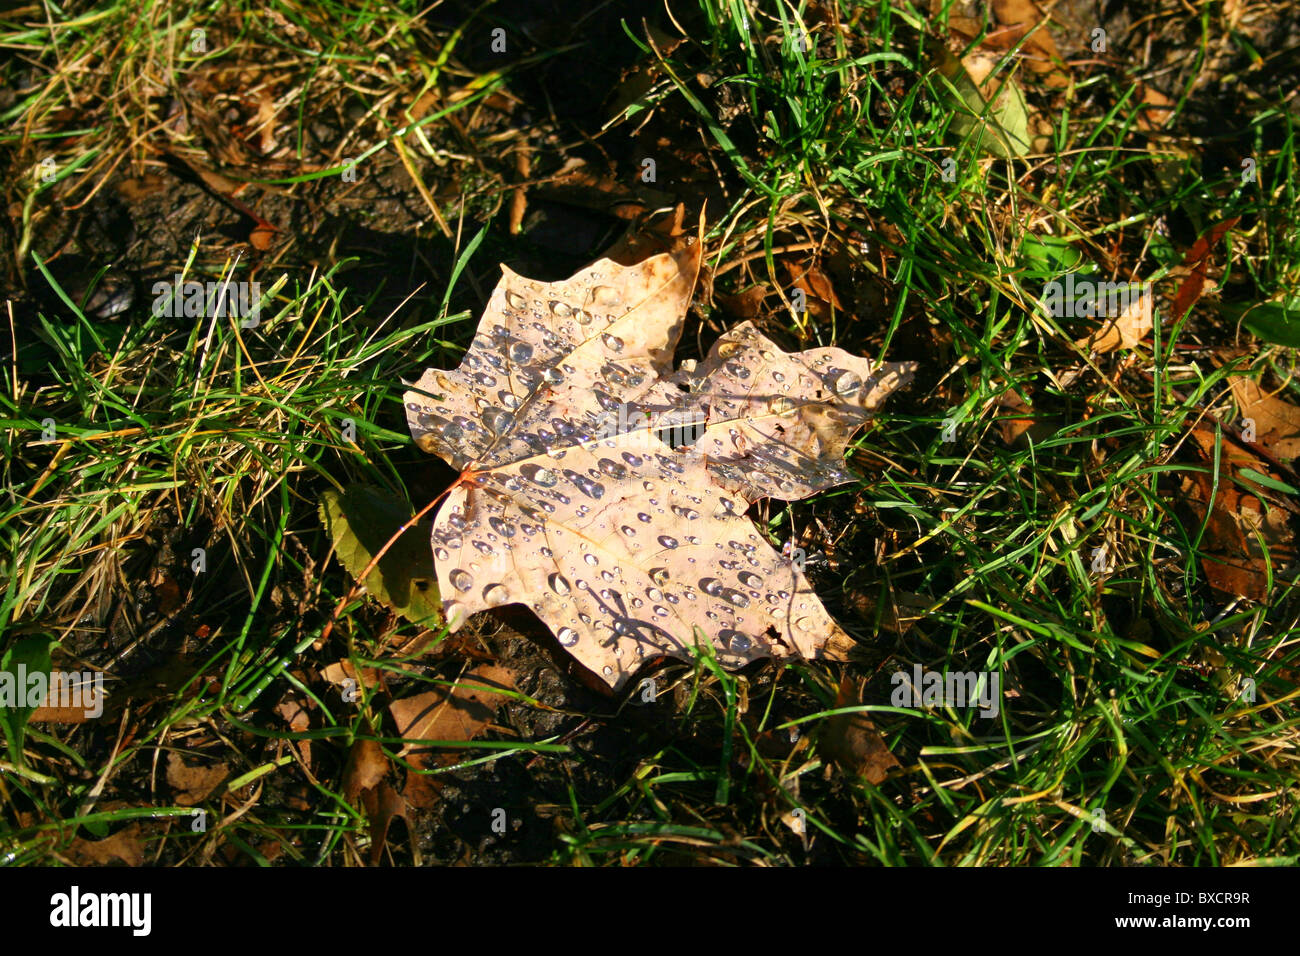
[275,693,313,769]
[989,0,1070,88]
[1170,218,1239,321]
[781,258,845,321]
[342,738,389,806]
[404,231,915,689]
[1074,281,1153,353]
[1136,84,1175,132]
[1182,427,1297,600]
[67,824,145,866]
[389,663,515,756]
[321,659,385,695]
[362,780,408,866]
[820,677,899,785]
[1228,376,1300,462]
[166,752,229,806]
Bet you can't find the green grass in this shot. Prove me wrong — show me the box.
[2,0,1299,865]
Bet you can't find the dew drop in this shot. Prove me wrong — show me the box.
[723,588,750,608]
[671,505,700,520]
[832,370,861,396]
[558,627,579,647]
[483,408,514,434]
[653,605,669,617]
[489,516,516,537]
[450,569,473,592]
[548,573,570,595]
[722,630,752,653]
[597,458,628,479]
[584,553,599,566]
[434,547,449,561]
[483,584,509,606]
[508,342,534,364]
[601,333,624,353]
[504,290,527,310]
[520,463,558,487]
[738,571,763,588]
[657,535,679,549]
[472,540,495,556]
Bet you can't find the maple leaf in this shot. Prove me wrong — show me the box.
[404,236,915,690]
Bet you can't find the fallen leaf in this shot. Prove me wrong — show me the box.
[1136,84,1175,132]
[362,780,408,865]
[321,659,385,694]
[842,586,932,637]
[820,676,900,784]
[67,825,145,866]
[1074,281,1153,353]
[933,45,1033,158]
[990,0,1070,88]
[404,229,915,689]
[1170,218,1240,321]
[781,257,845,322]
[319,485,442,626]
[275,693,313,769]
[166,752,229,807]
[389,663,515,756]
[993,393,1056,447]
[1228,375,1300,461]
[342,738,389,806]
[390,663,517,809]
[713,284,767,322]
[1182,426,1297,599]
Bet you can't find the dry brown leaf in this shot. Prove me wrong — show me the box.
[165,752,228,807]
[342,738,389,806]
[321,659,384,694]
[1228,376,1300,461]
[1136,84,1175,132]
[362,780,408,865]
[820,676,900,784]
[404,231,915,689]
[389,663,515,757]
[781,258,844,321]
[1170,218,1240,321]
[1182,427,1297,599]
[275,693,313,769]
[391,662,516,809]
[1074,283,1153,354]
[67,824,145,866]
[990,0,1070,87]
